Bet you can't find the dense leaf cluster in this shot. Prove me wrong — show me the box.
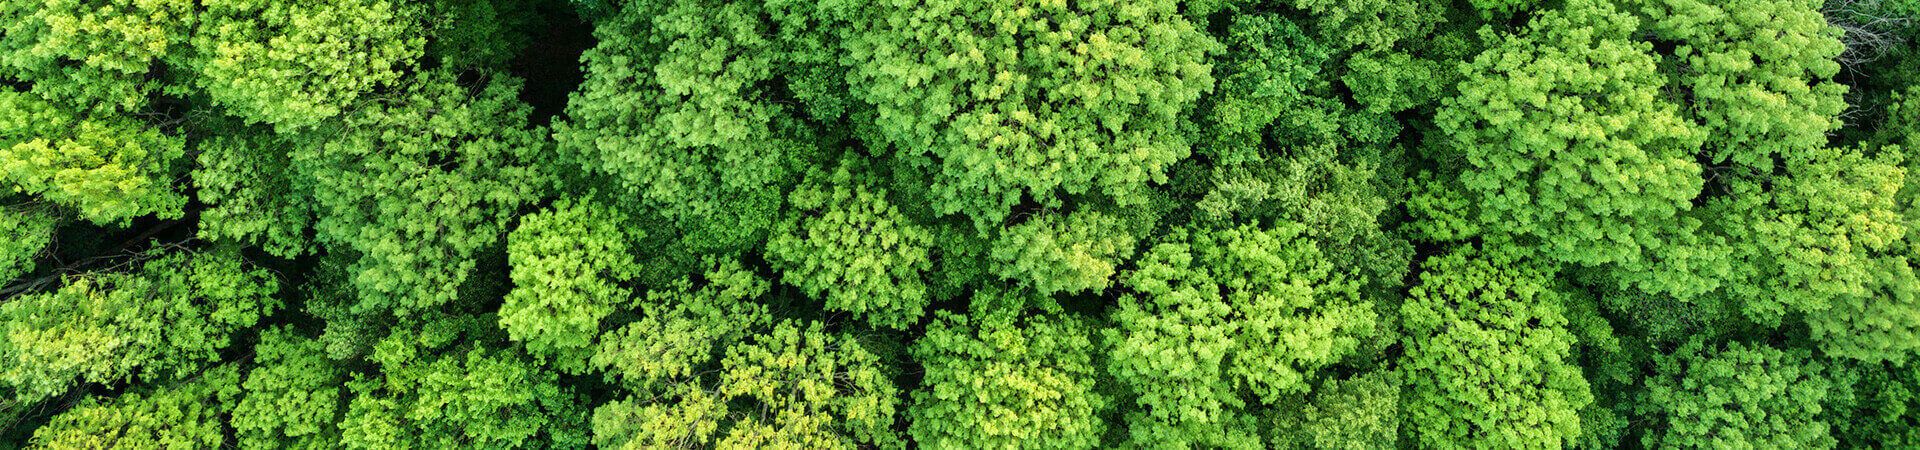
[3,0,1919,447]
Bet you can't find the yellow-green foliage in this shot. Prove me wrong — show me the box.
[501,197,640,372]
[909,295,1107,449]
[590,259,900,448]
[842,0,1218,228]
[0,89,186,225]
[1433,0,1704,268]
[2,0,1919,448]
[0,249,277,406]
[30,365,240,449]
[768,166,935,329]
[190,0,425,129]
[1400,249,1591,449]
[1107,223,1375,448]
[0,0,193,113]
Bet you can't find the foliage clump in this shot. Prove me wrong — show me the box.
[1,0,1918,448]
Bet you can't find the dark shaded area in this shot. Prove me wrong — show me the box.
[510,0,594,127]
[9,207,201,298]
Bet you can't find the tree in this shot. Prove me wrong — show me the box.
[3,0,1919,447]
[908,293,1108,449]
[29,365,240,449]
[501,196,640,372]
[0,205,55,283]
[593,321,902,449]
[1637,340,1836,449]
[1106,222,1376,448]
[1431,0,1704,268]
[1636,0,1847,171]
[1751,146,1910,359]
[340,315,589,449]
[0,248,277,409]
[990,209,1140,296]
[293,70,553,315]
[552,0,813,254]
[0,88,186,225]
[192,128,316,258]
[1828,359,1920,447]
[709,321,900,448]
[1186,2,1434,312]
[840,0,1218,228]
[1198,12,1342,151]
[590,258,902,448]
[232,328,348,449]
[591,257,773,392]
[1266,370,1402,450]
[1399,249,1591,448]
[423,0,540,71]
[1190,142,1413,302]
[189,0,425,129]
[767,165,935,329]
[0,0,192,113]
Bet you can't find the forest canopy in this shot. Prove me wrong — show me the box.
[2,0,1919,447]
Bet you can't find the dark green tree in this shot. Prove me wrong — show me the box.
[1637,341,1836,449]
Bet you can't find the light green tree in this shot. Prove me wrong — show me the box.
[841,0,1218,228]
[1432,0,1704,268]
[908,292,1108,449]
[0,249,277,408]
[293,70,553,315]
[1107,222,1376,448]
[189,0,425,129]
[1636,0,1847,171]
[0,0,192,113]
[1399,249,1591,449]
[767,165,935,329]
[501,196,640,372]
[591,258,901,449]
[29,365,241,449]
[0,88,187,226]
[990,209,1139,296]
